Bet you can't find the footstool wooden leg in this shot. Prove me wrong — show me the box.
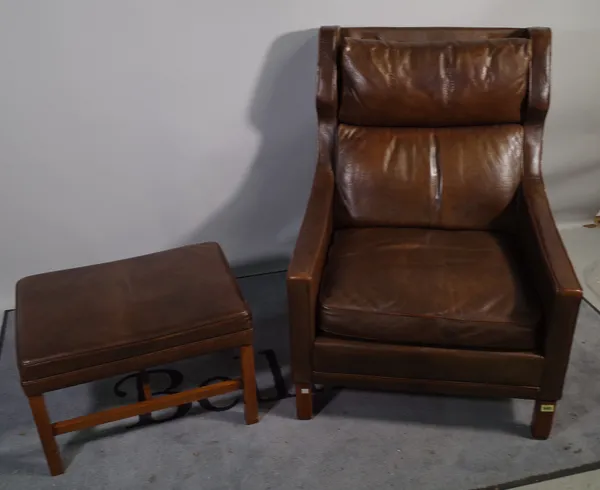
[28,395,64,476]
[531,400,557,440]
[240,345,259,425]
[136,370,154,419]
[139,370,152,401]
[295,384,313,420]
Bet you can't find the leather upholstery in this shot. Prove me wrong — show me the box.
[313,337,544,387]
[339,38,530,127]
[17,243,251,385]
[288,26,582,401]
[521,179,583,400]
[342,27,528,43]
[287,163,334,383]
[335,124,523,229]
[22,331,252,396]
[319,228,540,350]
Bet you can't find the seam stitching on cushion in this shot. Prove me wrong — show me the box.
[21,330,253,385]
[320,304,539,329]
[21,311,251,368]
[318,327,536,351]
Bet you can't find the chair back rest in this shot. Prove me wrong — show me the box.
[317,27,551,230]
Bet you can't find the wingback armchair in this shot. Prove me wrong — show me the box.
[287,26,582,439]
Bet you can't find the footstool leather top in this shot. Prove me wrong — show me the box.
[16,242,251,384]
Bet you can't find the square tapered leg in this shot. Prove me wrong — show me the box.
[240,345,259,425]
[295,384,313,420]
[28,395,64,476]
[531,400,557,440]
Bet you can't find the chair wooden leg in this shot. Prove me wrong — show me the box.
[295,384,313,420]
[531,400,557,440]
[240,345,259,425]
[28,395,64,476]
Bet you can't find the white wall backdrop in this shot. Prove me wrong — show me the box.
[1,1,599,309]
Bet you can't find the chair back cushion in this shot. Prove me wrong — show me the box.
[339,38,531,127]
[334,36,530,230]
[335,124,524,229]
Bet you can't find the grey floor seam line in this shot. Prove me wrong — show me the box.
[235,268,287,279]
[471,461,600,490]
[584,296,600,316]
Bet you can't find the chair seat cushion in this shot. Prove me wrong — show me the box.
[16,243,251,382]
[318,228,541,351]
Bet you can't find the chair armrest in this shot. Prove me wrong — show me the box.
[520,178,582,399]
[522,179,582,296]
[287,163,334,383]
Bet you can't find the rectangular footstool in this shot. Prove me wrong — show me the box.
[16,242,258,476]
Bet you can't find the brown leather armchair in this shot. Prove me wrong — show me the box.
[287,26,583,439]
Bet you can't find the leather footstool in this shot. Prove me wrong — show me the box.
[16,242,259,476]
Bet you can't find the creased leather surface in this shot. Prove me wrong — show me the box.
[335,124,523,229]
[339,38,530,127]
[17,243,251,382]
[319,228,541,350]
